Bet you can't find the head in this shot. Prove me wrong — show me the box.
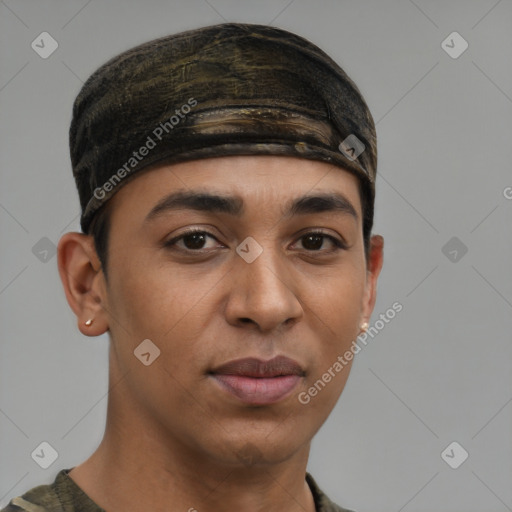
[58,23,383,469]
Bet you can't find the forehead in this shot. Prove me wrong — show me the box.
[107,155,362,223]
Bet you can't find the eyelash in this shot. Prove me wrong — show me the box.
[163,228,347,255]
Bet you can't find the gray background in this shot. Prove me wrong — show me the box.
[1,1,511,511]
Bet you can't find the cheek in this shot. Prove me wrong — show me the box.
[307,262,366,338]
[301,262,365,397]
[105,251,220,369]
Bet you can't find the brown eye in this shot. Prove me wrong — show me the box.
[164,229,221,252]
[295,231,346,252]
[181,232,208,250]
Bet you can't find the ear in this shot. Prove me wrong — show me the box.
[360,235,384,325]
[57,232,109,337]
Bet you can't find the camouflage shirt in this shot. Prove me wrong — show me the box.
[1,469,354,512]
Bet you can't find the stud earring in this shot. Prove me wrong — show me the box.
[85,318,94,326]
[360,321,369,333]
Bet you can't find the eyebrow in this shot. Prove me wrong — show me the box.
[144,189,358,223]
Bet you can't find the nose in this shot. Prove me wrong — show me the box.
[224,242,304,333]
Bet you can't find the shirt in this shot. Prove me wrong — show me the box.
[1,468,355,512]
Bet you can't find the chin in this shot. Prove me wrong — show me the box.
[214,432,307,468]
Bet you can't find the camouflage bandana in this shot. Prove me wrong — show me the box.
[69,22,377,233]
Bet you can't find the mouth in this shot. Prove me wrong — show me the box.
[209,355,305,405]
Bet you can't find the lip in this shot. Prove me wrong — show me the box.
[209,356,305,405]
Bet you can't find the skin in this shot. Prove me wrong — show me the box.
[58,155,384,512]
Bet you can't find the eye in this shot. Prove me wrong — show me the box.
[164,229,222,252]
[293,230,347,252]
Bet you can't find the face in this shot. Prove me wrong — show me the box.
[87,155,382,466]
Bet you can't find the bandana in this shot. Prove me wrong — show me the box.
[69,23,377,233]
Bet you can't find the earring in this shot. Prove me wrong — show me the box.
[360,321,369,333]
[85,318,94,326]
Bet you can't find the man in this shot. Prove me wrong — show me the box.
[2,22,383,512]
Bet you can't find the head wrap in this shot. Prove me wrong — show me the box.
[69,23,377,233]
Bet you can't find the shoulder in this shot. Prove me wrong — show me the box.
[1,469,72,512]
[1,483,60,512]
[306,472,357,512]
